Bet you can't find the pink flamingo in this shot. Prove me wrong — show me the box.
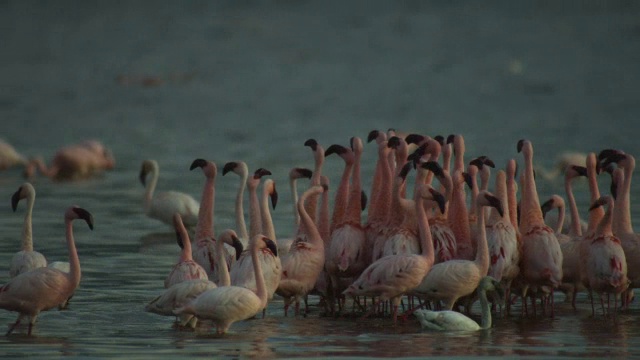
[364,130,392,264]
[410,190,502,311]
[276,185,326,316]
[580,195,629,316]
[486,170,519,298]
[139,159,200,227]
[147,229,242,328]
[164,213,208,288]
[9,182,47,277]
[24,140,115,181]
[0,206,93,335]
[230,173,281,310]
[276,167,313,256]
[190,159,242,282]
[174,234,277,335]
[344,183,446,323]
[422,161,457,263]
[325,138,368,305]
[222,161,250,245]
[517,139,563,316]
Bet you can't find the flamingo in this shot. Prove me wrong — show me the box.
[303,139,326,224]
[485,170,519,298]
[147,229,242,328]
[222,161,250,246]
[139,159,199,227]
[9,182,47,277]
[541,195,571,243]
[447,135,473,260]
[580,195,629,316]
[343,183,446,323]
[175,234,277,335]
[24,140,115,181]
[410,190,503,311]
[364,130,392,264]
[190,159,242,282]
[145,279,217,328]
[0,206,93,335]
[276,185,326,316]
[517,139,563,316]
[164,213,208,289]
[275,167,312,256]
[230,174,281,309]
[599,152,640,305]
[325,138,368,307]
[414,276,504,331]
[422,161,457,263]
[0,139,27,170]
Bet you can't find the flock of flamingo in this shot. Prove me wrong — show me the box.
[0,130,636,336]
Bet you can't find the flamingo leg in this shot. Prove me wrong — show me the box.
[6,315,23,336]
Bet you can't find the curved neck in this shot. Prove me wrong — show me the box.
[298,188,323,247]
[598,198,614,237]
[488,172,509,225]
[565,178,582,236]
[261,186,276,240]
[479,286,492,329]
[21,191,35,251]
[144,166,159,213]
[66,219,81,288]
[195,176,215,241]
[248,182,262,240]
[234,171,249,241]
[305,150,324,225]
[251,241,268,308]
[416,192,435,267]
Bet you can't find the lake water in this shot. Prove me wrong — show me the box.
[1,0,640,358]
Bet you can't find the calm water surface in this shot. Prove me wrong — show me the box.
[1,1,640,358]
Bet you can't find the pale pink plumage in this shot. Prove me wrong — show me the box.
[9,182,47,278]
[164,213,208,288]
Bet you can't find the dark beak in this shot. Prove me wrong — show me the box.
[190,158,207,171]
[73,207,94,230]
[222,161,238,175]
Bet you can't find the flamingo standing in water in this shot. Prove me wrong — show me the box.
[414,276,504,331]
[147,229,242,328]
[174,234,278,335]
[164,213,208,288]
[517,139,563,316]
[222,161,250,247]
[24,140,115,181]
[190,159,242,282]
[0,206,93,335]
[325,138,368,310]
[344,183,445,323]
[9,182,47,277]
[0,139,27,170]
[276,185,326,316]
[410,190,502,312]
[581,195,629,316]
[230,173,281,310]
[276,167,313,256]
[139,159,199,227]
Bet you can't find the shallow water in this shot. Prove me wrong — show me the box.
[1,0,640,358]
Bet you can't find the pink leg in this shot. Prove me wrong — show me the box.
[6,316,22,336]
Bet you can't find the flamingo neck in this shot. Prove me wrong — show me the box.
[180,224,193,261]
[520,148,544,232]
[235,171,249,241]
[66,219,81,288]
[586,154,604,235]
[305,151,324,226]
[290,177,301,226]
[598,199,614,237]
[144,165,159,213]
[330,161,353,233]
[261,187,276,240]
[22,191,35,251]
[565,178,582,236]
[506,165,519,233]
[251,241,268,309]
[479,286,492,329]
[616,157,635,234]
[248,182,262,240]
[216,236,230,287]
[448,177,472,259]
[195,177,215,241]
[366,145,386,225]
[344,151,362,225]
[318,185,331,245]
[475,202,489,275]
[298,189,323,248]
[416,193,435,267]
[488,172,509,225]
